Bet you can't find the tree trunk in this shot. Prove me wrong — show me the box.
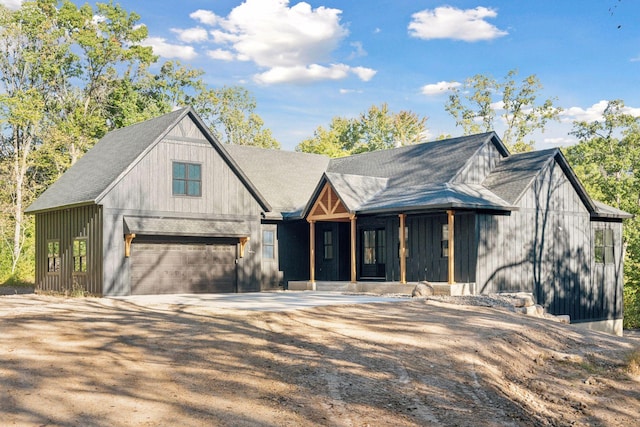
[10,129,32,275]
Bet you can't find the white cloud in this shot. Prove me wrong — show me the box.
[420,81,461,96]
[141,37,197,60]
[194,0,365,84]
[561,100,640,123]
[206,49,236,61]
[216,0,348,68]
[351,66,376,82]
[92,15,107,25]
[409,6,508,42]
[190,9,219,26]
[255,64,372,85]
[348,41,367,59]
[339,88,363,94]
[561,101,609,122]
[0,0,22,10]
[491,100,505,111]
[544,137,575,146]
[171,27,209,43]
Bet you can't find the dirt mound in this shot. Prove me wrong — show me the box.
[1,295,638,426]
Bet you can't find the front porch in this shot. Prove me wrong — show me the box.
[287,280,477,296]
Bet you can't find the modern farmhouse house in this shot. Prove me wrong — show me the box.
[27,107,631,334]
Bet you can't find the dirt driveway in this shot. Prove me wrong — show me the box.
[1,293,639,426]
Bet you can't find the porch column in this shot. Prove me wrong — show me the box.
[350,215,357,283]
[447,210,455,284]
[309,220,316,289]
[399,214,406,284]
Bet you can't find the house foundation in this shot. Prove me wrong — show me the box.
[287,281,477,296]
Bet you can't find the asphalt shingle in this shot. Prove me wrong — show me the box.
[26,108,190,213]
[224,145,330,217]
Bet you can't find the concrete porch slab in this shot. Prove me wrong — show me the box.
[288,281,477,296]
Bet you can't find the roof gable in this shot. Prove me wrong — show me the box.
[27,107,270,213]
[327,132,502,187]
[482,149,558,205]
[306,181,352,222]
[26,108,189,213]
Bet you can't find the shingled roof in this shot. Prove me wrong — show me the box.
[28,107,629,221]
[328,132,503,187]
[299,132,514,215]
[482,148,558,205]
[224,145,330,219]
[26,107,270,213]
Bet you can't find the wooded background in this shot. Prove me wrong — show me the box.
[1,1,638,327]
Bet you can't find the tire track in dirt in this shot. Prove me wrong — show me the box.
[261,309,535,426]
[261,312,443,426]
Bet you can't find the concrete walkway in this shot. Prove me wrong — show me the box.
[111,291,408,312]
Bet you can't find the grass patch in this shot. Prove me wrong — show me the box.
[626,348,640,375]
[1,277,35,287]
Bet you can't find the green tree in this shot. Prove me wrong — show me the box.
[0,1,279,284]
[296,103,428,157]
[564,100,640,328]
[197,86,280,148]
[0,0,74,278]
[296,117,351,157]
[445,69,561,152]
[58,0,155,166]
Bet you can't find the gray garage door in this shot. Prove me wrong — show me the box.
[131,242,237,295]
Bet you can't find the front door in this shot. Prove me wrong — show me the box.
[361,228,386,279]
[315,223,351,281]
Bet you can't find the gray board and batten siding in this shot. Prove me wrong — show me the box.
[477,152,624,323]
[34,204,103,295]
[26,108,630,335]
[27,108,270,296]
[99,115,266,295]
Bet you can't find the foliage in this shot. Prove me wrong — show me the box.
[445,69,561,153]
[564,100,640,328]
[196,85,280,148]
[0,1,278,283]
[296,103,428,157]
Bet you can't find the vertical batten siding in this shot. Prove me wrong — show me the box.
[455,213,477,284]
[454,141,504,184]
[34,205,103,295]
[97,115,264,295]
[476,160,599,322]
[99,138,261,217]
[400,213,475,283]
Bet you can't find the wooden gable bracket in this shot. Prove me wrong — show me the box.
[307,183,351,222]
[124,233,136,258]
[239,237,250,258]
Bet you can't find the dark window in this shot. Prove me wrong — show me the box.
[364,229,385,264]
[47,241,60,273]
[73,239,87,273]
[263,230,275,259]
[323,230,333,260]
[364,230,376,265]
[441,223,449,258]
[173,162,201,197]
[398,225,409,258]
[595,229,614,264]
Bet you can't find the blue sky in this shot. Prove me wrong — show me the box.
[4,0,640,151]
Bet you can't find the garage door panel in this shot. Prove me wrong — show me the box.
[131,242,237,295]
